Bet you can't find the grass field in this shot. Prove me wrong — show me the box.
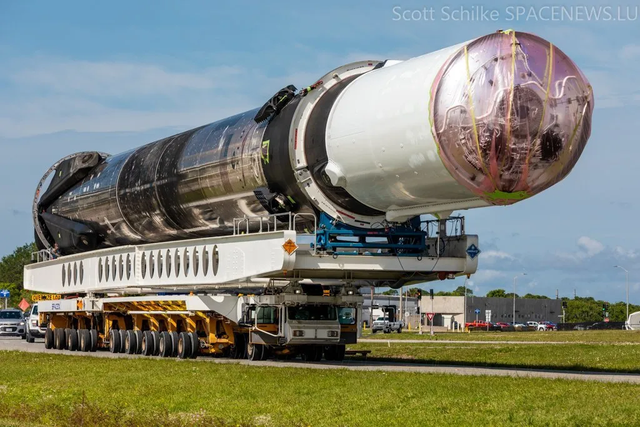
[349,341,640,372]
[361,329,640,343]
[1,351,640,427]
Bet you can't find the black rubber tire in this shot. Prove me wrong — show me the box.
[230,333,246,359]
[334,344,346,361]
[170,332,180,357]
[142,331,154,356]
[119,329,127,353]
[159,331,172,357]
[79,329,91,352]
[247,342,264,361]
[44,327,54,349]
[62,328,73,350]
[323,345,335,361]
[151,331,161,356]
[397,327,402,334]
[27,329,35,344]
[178,332,191,359]
[125,330,137,354]
[67,329,78,351]
[134,330,144,354]
[109,329,121,353]
[372,329,378,334]
[21,332,26,340]
[53,328,64,350]
[90,329,98,352]
[313,346,322,362]
[301,346,320,362]
[189,332,199,359]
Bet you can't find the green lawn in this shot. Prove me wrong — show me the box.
[349,341,640,373]
[1,351,639,426]
[362,329,640,343]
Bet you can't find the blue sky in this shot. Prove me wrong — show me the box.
[1,1,638,302]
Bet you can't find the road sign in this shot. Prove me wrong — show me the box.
[604,317,610,323]
[404,312,409,318]
[474,309,480,314]
[0,289,9,299]
[18,298,30,311]
[426,313,435,321]
[485,309,492,320]
[466,244,481,259]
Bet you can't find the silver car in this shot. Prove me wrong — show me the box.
[0,309,26,337]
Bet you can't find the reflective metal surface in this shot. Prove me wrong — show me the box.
[50,109,272,246]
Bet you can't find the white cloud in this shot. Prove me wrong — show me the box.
[481,250,514,261]
[8,59,244,98]
[473,269,506,284]
[620,44,640,61]
[577,236,604,257]
[615,246,638,259]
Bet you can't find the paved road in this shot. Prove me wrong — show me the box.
[2,337,639,384]
[359,339,576,345]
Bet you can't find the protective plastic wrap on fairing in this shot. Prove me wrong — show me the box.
[430,31,593,204]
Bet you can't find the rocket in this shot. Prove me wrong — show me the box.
[33,30,593,254]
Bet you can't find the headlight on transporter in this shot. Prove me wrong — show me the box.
[328,331,339,338]
[293,330,305,337]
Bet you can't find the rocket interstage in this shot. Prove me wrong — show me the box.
[34,30,593,253]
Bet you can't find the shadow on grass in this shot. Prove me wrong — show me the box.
[337,355,640,375]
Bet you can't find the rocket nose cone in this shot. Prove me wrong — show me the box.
[430,31,594,205]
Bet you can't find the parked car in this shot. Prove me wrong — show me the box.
[25,303,47,343]
[538,321,557,331]
[511,322,527,330]
[0,309,26,338]
[465,321,501,331]
[371,316,404,334]
[495,322,514,331]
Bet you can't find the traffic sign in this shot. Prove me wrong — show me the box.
[604,317,610,323]
[466,244,481,259]
[404,312,409,318]
[485,309,492,320]
[426,312,435,321]
[474,309,480,314]
[0,289,9,299]
[18,298,30,311]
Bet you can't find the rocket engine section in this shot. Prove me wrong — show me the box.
[34,31,594,254]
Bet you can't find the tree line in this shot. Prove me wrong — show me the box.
[381,286,640,323]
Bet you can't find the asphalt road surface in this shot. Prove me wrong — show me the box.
[2,337,639,384]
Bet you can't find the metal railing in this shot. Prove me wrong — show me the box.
[31,250,55,263]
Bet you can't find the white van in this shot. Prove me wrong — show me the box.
[26,303,47,343]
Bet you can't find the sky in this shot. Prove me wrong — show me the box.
[0,0,638,303]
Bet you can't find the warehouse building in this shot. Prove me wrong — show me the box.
[420,296,562,330]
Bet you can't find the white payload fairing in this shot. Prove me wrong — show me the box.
[33,30,593,254]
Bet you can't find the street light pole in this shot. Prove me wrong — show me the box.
[463,277,468,333]
[614,265,629,321]
[513,273,526,325]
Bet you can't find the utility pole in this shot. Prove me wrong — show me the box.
[574,289,576,299]
[513,273,526,324]
[463,277,468,333]
[369,286,374,328]
[556,289,559,299]
[398,286,403,323]
[430,288,434,336]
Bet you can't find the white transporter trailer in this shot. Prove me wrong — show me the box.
[24,31,592,361]
[24,218,478,360]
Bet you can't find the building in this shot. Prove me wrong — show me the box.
[420,296,562,329]
[361,293,419,327]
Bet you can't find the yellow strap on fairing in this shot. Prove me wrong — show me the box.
[527,43,554,164]
[501,30,518,170]
[464,45,492,183]
[501,29,515,35]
